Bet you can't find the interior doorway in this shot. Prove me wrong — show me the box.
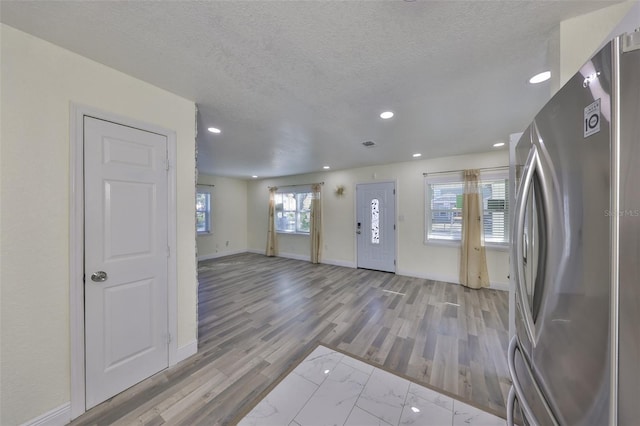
[70,105,178,419]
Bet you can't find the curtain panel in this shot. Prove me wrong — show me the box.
[459,169,490,289]
[310,183,322,264]
[266,187,278,257]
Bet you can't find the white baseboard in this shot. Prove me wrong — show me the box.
[276,251,310,262]
[247,249,356,269]
[396,269,509,292]
[245,252,508,290]
[262,251,358,269]
[397,269,460,285]
[321,258,357,268]
[488,281,510,292]
[198,249,247,261]
[175,340,198,364]
[25,344,198,426]
[21,402,71,426]
[23,340,199,426]
[247,249,302,259]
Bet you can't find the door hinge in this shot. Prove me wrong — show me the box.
[393,189,396,195]
[167,245,171,258]
[166,160,170,171]
[167,333,172,345]
[394,224,396,230]
[394,259,396,266]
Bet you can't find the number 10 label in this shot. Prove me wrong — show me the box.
[584,98,601,138]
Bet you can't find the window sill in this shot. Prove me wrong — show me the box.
[424,238,509,251]
[276,231,310,236]
[197,231,213,236]
[485,243,509,252]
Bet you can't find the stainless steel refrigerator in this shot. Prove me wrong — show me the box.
[508,30,640,426]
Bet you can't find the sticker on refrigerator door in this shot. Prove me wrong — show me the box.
[584,99,601,138]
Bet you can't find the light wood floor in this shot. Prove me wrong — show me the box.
[70,253,510,425]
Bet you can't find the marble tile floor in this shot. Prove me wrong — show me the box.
[239,345,505,426]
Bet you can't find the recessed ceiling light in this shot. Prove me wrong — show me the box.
[493,142,505,148]
[412,153,422,158]
[323,166,330,170]
[251,175,258,178]
[207,127,221,134]
[529,71,551,84]
[380,111,394,119]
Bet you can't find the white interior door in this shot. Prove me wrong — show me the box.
[356,182,396,273]
[84,116,169,409]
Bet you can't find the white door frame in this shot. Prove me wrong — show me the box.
[354,180,398,272]
[69,104,178,419]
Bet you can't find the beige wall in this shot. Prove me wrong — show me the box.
[559,1,637,86]
[0,25,197,425]
[546,1,637,95]
[247,151,510,288]
[197,174,248,259]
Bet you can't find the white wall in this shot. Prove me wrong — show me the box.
[0,25,197,425]
[247,151,510,288]
[197,174,248,260]
[559,1,637,86]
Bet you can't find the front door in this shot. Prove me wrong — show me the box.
[84,116,169,409]
[356,182,396,272]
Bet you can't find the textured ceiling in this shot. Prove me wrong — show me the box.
[1,1,622,178]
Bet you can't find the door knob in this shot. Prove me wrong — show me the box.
[91,271,108,282]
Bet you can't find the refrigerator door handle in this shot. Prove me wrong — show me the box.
[508,336,540,425]
[507,386,517,426]
[508,335,560,426]
[513,145,540,344]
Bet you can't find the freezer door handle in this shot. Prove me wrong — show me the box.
[508,336,560,426]
[508,336,539,425]
[507,386,517,426]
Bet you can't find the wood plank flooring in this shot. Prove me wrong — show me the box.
[70,253,510,425]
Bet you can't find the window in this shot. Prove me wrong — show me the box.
[427,181,464,241]
[425,171,509,245]
[371,198,380,244]
[275,189,312,234]
[196,188,212,234]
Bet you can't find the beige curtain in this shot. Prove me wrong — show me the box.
[266,187,278,257]
[460,169,490,289]
[310,184,322,264]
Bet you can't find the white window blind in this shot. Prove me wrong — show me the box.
[424,170,509,245]
[275,186,312,234]
[196,187,212,234]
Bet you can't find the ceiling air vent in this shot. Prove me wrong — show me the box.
[362,141,376,147]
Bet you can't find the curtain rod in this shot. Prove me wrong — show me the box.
[197,183,215,187]
[423,166,507,177]
[268,182,324,190]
